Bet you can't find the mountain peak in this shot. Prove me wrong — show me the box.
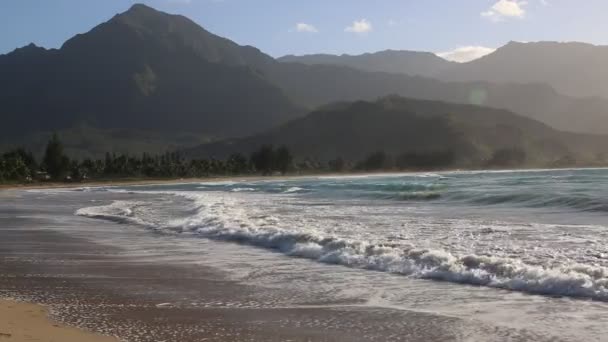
[113,3,172,29]
[124,3,159,15]
[6,42,48,57]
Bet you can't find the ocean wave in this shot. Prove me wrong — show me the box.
[368,191,442,201]
[284,187,306,193]
[75,200,147,226]
[180,223,608,300]
[76,195,608,301]
[447,191,608,212]
[231,187,256,192]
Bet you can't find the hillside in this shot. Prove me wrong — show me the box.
[185,96,608,166]
[443,41,608,99]
[264,63,608,135]
[0,4,301,154]
[280,41,608,100]
[4,4,608,158]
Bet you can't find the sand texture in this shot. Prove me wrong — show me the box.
[0,299,117,342]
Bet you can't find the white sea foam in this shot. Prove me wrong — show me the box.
[75,200,148,226]
[231,188,256,192]
[26,188,76,194]
[76,191,608,301]
[199,181,237,186]
[284,187,305,193]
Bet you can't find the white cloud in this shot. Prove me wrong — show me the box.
[481,0,528,22]
[295,23,319,33]
[436,46,496,63]
[345,19,373,34]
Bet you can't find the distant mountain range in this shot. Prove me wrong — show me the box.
[279,41,608,99]
[2,3,608,159]
[279,50,455,79]
[186,96,608,166]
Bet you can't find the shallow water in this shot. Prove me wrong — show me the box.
[26,169,608,341]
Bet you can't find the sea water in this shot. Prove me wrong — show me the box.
[52,168,608,340]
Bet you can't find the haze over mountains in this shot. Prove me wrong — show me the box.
[187,96,608,167]
[279,50,456,79]
[280,41,608,100]
[2,3,608,163]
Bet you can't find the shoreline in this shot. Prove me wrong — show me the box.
[0,299,117,342]
[0,175,282,191]
[0,198,400,342]
[2,165,608,191]
[2,169,608,341]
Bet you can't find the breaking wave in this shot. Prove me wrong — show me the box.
[76,193,608,301]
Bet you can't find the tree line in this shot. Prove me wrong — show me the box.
[0,134,295,183]
[1,134,527,184]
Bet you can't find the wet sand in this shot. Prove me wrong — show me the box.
[0,190,463,342]
[0,299,118,342]
[2,187,588,341]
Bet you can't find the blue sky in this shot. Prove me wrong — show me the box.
[2,0,608,61]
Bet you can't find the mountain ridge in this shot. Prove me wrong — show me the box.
[278,49,455,78]
[280,40,608,99]
[0,3,302,151]
[185,96,608,167]
[3,4,608,158]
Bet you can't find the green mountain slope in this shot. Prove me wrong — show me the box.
[0,4,301,147]
[186,96,608,167]
[278,41,608,100]
[442,41,608,99]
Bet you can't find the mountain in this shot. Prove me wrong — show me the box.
[0,4,301,155]
[4,4,608,158]
[278,50,455,78]
[186,96,608,166]
[280,41,608,100]
[441,41,608,99]
[264,62,608,135]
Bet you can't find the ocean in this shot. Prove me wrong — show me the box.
[20,168,608,340]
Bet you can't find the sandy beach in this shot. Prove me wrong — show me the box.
[1,188,439,342]
[0,300,117,342]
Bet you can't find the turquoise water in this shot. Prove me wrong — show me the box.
[130,168,608,213]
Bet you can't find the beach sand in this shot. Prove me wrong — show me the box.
[1,189,449,341]
[0,300,117,342]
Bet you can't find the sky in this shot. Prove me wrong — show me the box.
[2,0,608,62]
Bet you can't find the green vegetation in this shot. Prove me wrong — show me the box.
[250,145,293,175]
[187,96,608,168]
[0,149,37,182]
[4,93,608,185]
[0,4,302,153]
[0,136,297,183]
[1,132,604,186]
[42,133,70,179]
